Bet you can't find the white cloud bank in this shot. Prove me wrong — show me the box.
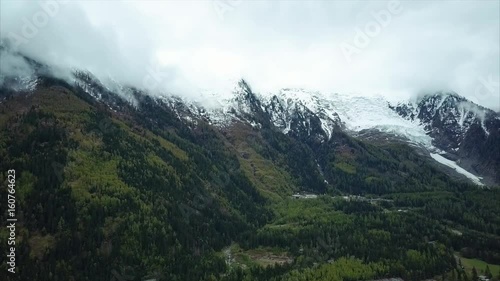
[0,0,499,109]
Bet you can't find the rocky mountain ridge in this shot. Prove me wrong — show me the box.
[1,47,498,185]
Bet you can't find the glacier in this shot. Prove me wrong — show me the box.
[196,85,486,186]
[430,153,483,186]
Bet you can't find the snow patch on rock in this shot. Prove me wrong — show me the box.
[430,153,483,185]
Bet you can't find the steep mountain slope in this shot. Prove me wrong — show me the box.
[391,92,500,184]
[177,81,473,194]
[0,77,271,280]
[198,86,494,186]
[205,87,433,149]
[4,43,495,186]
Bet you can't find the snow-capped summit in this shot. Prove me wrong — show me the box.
[391,92,500,184]
[264,89,342,140]
[392,92,495,149]
[391,92,498,150]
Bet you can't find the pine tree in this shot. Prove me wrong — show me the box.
[485,265,492,279]
[464,271,471,281]
[472,267,479,281]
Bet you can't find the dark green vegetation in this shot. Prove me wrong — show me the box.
[0,78,499,281]
[456,253,500,277]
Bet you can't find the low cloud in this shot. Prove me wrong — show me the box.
[0,0,498,110]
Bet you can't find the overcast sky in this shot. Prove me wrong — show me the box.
[1,0,499,109]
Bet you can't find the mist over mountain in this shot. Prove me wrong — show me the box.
[2,46,499,186]
[1,0,499,109]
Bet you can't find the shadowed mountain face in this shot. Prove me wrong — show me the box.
[391,92,500,184]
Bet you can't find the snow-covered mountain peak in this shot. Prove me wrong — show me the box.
[199,84,434,147]
[393,91,498,147]
[414,91,492,123]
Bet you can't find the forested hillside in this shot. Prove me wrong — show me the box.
[0,76,499,281]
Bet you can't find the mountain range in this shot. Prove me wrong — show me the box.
[1,48,499,281]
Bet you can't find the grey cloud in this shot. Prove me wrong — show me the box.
[0,0,498,110]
